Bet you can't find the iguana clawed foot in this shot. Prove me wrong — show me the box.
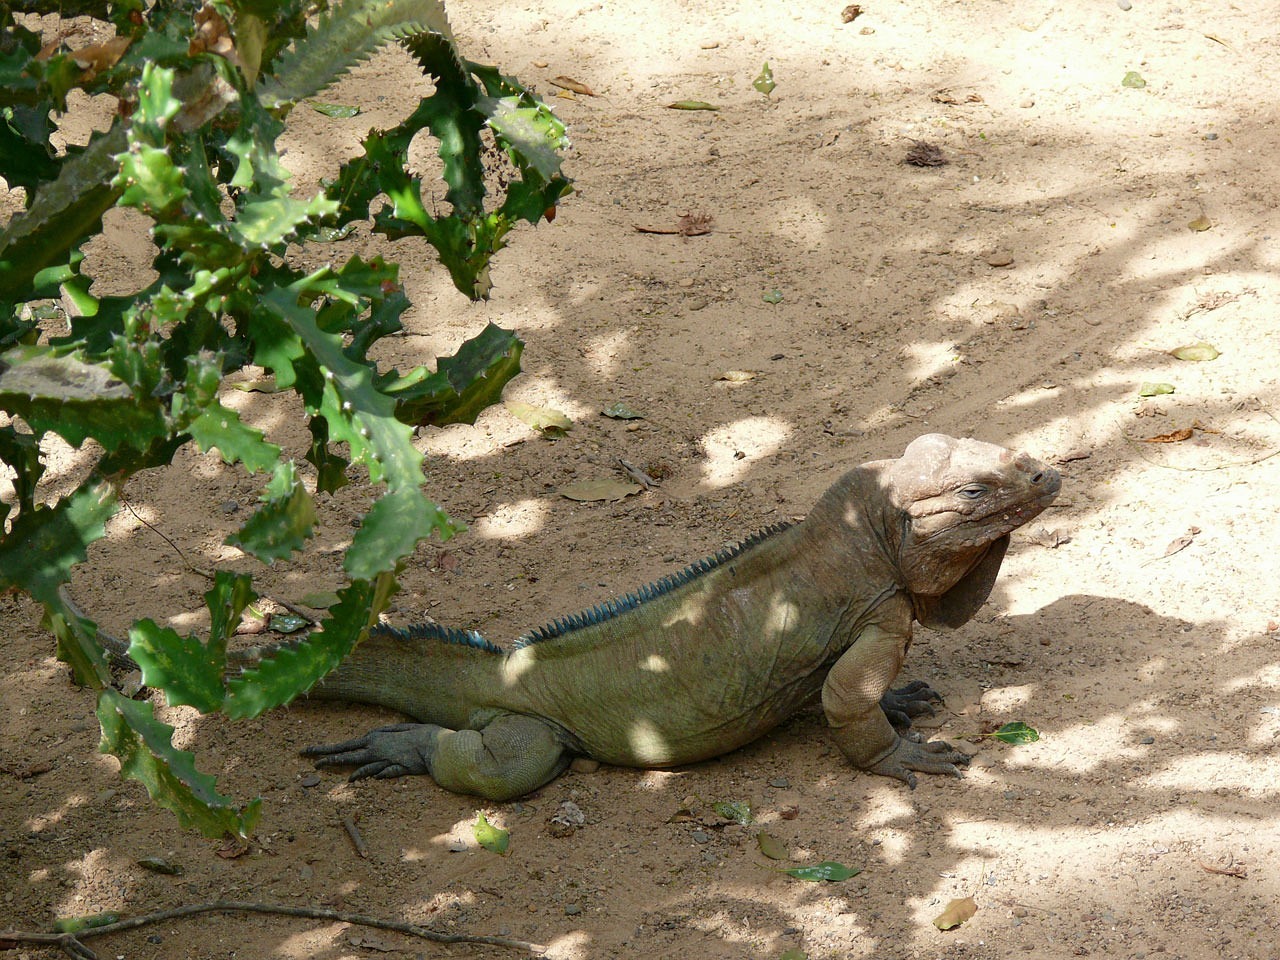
[868,733,970,789]
[303,722,441,781]
[879,679,943,731]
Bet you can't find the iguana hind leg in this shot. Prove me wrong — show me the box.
[304,713,570,802]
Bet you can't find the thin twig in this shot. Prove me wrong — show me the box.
[0,901,547,959]
[618,458,658,488]
[343,814,369,858]
[121,496,320,628]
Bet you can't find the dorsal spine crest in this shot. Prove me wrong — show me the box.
[512,521,792,648]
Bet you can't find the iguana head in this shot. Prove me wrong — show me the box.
[887,434,1060,628]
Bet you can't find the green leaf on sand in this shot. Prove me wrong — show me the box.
[753,62,776,96]
[506,400,573,436]
[1169,341,1220,361]
[474,812,509,854]
[668,100,719,111]
[783,861,861,882]
[1138,382,1175,397]
[601,401,644,420]
[990,721,1040,745]
[309,102,361,118]
[712,800,752,825]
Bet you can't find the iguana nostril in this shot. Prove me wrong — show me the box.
[1030,471,1044,484]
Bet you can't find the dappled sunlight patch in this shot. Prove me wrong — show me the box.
[634,769,683,791]
[627,717,673,765]
[979,684,1036,713]
[764,194,829,252]
[764,595,800,637]
[1001,714,1161,774]
[471,498,548,541]
[901,340,964,383]
[1222,661,1280,693]
[26,792,92,834]
[700,416,791,488]
[543,929,592,959]
[1138,752,1280,796]
[581,329,633,378]
[641,653,670,673]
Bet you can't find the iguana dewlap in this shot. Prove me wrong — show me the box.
[302,434,1060,800]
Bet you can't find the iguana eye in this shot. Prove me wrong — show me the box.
[958,484,989,500]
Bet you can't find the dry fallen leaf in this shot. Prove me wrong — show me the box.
[756,831,788,860]
[1198,859,1247,879]
[558,479,643,502]
[1144,428,1194,443]
[1163,526,1201,558]
[551,75,597,96]
[933,896,978,930]
[904,139,947,166]
[70,36,131,79]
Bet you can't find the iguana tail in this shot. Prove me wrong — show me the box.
[307,623,505,729]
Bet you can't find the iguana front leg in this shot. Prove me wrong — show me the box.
[822,622,968,787]
[880,679,943,731]
[304,712,570,802]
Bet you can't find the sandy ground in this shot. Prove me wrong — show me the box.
[4,1,1280,958]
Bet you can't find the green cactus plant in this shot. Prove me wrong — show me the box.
[0,0,569,837]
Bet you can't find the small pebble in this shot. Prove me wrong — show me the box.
[564,903,582,916]
[1020,98,1035,108]
[1140,735,1155,745]
[769,776,791,788]
[300,773,321,788]
[1117,0,1132,9]
[1203,131,1218,141]
[691,830,710,844]
[986,251,1015,268]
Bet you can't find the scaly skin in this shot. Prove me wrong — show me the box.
[303,434,1061,800]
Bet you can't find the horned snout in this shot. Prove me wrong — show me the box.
[1016,452,1062,497]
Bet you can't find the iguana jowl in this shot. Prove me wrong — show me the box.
[301,434,1060,800]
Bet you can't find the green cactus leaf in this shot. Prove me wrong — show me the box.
[346,486,448,580]
[127,620,227,714]
[124,571,256,714]
[0,345,169,451]
[480,94,569,183]
[258,0,456,110]
[226,460,316,563]
[184,401,283,474]
[261,275,432,498]
[97,688,261,838]
[387,321,524,427]
[0,477,116,605]
[224,575,395,719]
[0,123,123,302]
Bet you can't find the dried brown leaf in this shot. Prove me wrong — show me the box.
[551,76,597,96]
[1198,859,1247,878]
[1163,526,1201,557]
[933,896,978,930]
[71,36,131,78]
[1143,428,1194,443]
[904,140,947,166]
[558,479,643,502]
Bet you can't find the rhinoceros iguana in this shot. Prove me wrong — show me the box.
[293,433,1060,800]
